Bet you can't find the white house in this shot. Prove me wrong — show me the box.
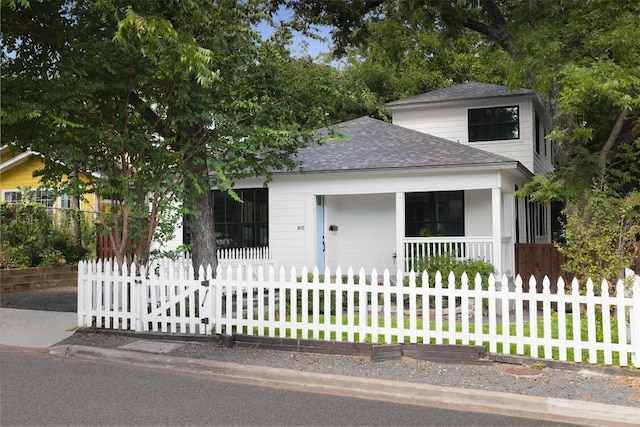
[181,82,554,277]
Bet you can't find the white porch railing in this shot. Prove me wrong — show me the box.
[163,247,272,278]
[217,247,271,268]
[403,237,493,272]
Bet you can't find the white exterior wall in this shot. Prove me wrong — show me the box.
[268,185,310,269]
[532,103,555,176]
[266,169,522,273]
[391,97,540,173]
[464,190,492,237]
[324,193,396,272]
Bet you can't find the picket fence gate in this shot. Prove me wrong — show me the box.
[77,258,640,367]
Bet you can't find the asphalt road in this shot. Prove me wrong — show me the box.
[0,346,571,426]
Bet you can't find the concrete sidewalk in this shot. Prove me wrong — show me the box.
[49,344,640,427]
[0,308,77,348]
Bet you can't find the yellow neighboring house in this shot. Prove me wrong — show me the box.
[0,146,98,212]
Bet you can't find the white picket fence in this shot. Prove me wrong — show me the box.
[77,259,640,367]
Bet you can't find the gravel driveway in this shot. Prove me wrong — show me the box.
[4,286,640,409]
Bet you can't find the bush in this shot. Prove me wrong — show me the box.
[410,253,496,289]
[0,202,93,268]
[404,254,496,310]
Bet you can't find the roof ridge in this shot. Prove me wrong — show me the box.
[386,82,534,107]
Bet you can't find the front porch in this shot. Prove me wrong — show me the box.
[403,237,493,270]
[402,236,515,277]
[393,187,518,277]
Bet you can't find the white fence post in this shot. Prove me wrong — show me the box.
[631,272,640,367]
[77,260,85,327]
[136,263,146,332]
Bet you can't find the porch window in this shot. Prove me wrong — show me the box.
[405,191,464,237]
[212,188,268,249]
[468,106,519,141]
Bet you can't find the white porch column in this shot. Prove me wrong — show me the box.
[395,192,405,274]
[505,190,516,276]
[492,187,503,275]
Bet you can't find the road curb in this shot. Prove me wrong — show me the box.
[72,327,640,377]
[49,345,640,427]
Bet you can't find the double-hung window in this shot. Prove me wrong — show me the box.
[405,191,464,237]
[212,188,268,249]
[184,189,269,249]
[3,189,55,208]
[3,191,23,204]
[33,189,56,208]
[468,106,519,142]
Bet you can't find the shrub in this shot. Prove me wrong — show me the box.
[404,254,496,310]
[0,202,93,268]
[410,253,496,289]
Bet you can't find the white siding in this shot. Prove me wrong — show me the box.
[532,104,554,175]
[464,190,492,237]
[324,194,396,272]
[268,187,309,269]
[391,96,541,172]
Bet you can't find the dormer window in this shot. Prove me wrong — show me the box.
[468,106,519,142]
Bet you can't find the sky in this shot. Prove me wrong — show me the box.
[254,7,333,60]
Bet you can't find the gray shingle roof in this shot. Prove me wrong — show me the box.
[286,116,518,173]
[386,82,534,107]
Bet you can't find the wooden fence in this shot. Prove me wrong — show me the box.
[515,243,640,289]
[77,259,640,367]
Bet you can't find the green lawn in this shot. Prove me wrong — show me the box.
[223,311,633,367]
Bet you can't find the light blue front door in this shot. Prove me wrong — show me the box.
[316,195,325,270]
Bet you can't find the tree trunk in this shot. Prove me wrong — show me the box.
[68,169,83,258]
[598,108,630,170]
[70,196,82,254]
[189,189,218,277]
[184,153,218,278]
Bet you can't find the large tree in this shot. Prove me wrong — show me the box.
[339,4,513,102]
[280,0,640,178]
[1,0,384,270]
[278,0,640,282]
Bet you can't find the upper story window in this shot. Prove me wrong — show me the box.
[468,106,519,142]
